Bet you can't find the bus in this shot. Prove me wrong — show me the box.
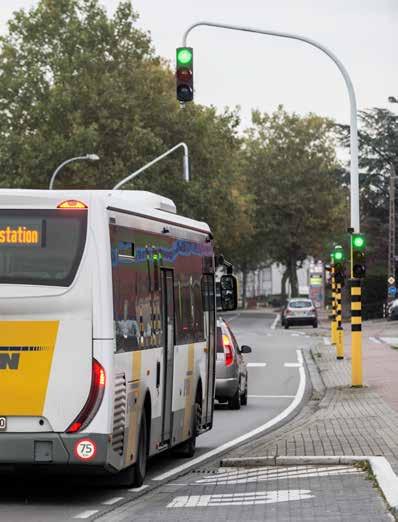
[0,189,236,486]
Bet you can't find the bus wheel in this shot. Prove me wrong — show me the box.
[112,410,148,488]
[173,399,201,458]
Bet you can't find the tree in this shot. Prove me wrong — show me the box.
[0,0,253,259]
[338,108,398,275]
[243,106,346,297]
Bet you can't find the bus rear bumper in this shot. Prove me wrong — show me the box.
[0,432,109,467]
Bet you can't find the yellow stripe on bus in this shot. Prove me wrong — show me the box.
[126,350,142,464]
[0,321,59,415]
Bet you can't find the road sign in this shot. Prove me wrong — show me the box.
[388,286,397,296]
[388,276,395,285]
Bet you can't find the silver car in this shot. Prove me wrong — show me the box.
[283,298,318,329]
[215,318,252,409]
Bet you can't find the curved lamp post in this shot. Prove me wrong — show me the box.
[49,154,100,190]
[113,142,189,190]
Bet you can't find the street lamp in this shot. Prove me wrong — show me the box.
[113,142,190,190]
[49,154,100,190]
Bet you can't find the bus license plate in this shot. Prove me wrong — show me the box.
[0,417,6,431]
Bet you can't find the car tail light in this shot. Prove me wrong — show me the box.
[66,359,106,433]
[222,333,234,367]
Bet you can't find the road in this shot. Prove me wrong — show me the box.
[0,311,316,521]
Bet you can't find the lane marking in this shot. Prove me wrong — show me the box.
[101,497,124,505]
[73,510,99,519]
[153,349,306,482]
[284,362,301,368]
[380,337,398,344]
[247,362,267,367]
[128,485,149,493]
[167,489,314,508]
[323,337,331,346]
[270,314,279,330]
[248,395,295,399]
[369,337,382,344]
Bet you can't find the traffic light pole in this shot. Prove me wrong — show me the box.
[331,264,337,345]
[182,20,360,233]
[350,279,362,386]
[336,282,344,359]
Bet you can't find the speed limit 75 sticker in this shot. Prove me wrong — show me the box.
[74,438,97,461]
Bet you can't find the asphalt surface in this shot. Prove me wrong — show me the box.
[0,311,316,521]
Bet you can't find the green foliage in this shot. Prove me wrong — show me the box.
[242,106,346,295]
[338,108,398,275]
[0,0,253,258]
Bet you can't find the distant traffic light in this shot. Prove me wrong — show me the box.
[176,47,193,102]
[352,233,366,278]
[333,245,346,285]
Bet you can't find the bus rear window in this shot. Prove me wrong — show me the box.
[0,209,87,286]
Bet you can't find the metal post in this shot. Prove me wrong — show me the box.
[336,282,344,359]
[113,142,189,190]
[182,21,360,232]
[331,263,337,345]
[49,154,99,190]
[387,163,396,302]
[351,279,363,386]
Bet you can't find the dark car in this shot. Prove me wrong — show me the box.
[282,298,318,329]
[215,318,252,409]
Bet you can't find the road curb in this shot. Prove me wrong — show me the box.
[220,455,398,518]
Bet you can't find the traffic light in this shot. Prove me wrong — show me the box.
[352,233,366,278]
[176,47,193,102]
[333,245,346,285]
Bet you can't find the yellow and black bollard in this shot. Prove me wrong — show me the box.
[331,265,337,345]
[351,279,362,386]
[335,282,344,359]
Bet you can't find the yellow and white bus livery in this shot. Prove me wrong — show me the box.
[0,189,235,486]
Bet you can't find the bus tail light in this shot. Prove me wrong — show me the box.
[222,334,234,367]
[66,359,106,433]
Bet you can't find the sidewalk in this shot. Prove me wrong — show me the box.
[228,340,398,475]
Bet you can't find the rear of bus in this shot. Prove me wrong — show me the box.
[0,190,113,473]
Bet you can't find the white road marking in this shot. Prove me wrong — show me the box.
[247,362,267,367]
[101,497,124,505]
[167,489,314,508]
[153,350,306,482]
[369,337,382,344]
[270,314,280,330]
[323,337,331,345]
[73,510,99,519]
[248,395,295,399]
[284,362,302,368]
[195,466,361,485]
[380,337,398,344]
[128,485,149,493]
[291,333,300,337]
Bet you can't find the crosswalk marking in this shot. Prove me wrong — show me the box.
[167,489,314,508]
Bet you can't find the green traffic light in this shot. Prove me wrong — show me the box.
[334,251,344,261]
[177,48,193,66]
[352,234,365,249]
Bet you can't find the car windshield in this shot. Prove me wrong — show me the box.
[289,300,312,308]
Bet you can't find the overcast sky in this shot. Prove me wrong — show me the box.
[0,0,397,128]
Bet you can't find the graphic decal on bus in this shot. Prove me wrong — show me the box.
[0,321,59,415]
